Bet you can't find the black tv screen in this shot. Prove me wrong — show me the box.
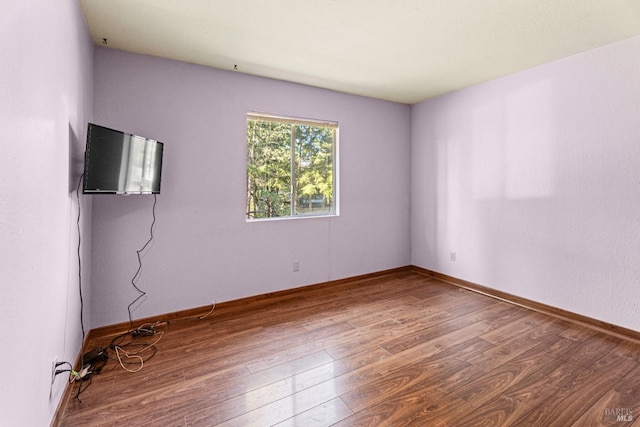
[83,123,164,194]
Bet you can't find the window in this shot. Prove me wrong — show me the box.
[246,113,338,220]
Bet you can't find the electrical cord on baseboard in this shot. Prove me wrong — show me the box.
[109,300,216,372]
[111,322,165,373]
[67,301,215,400]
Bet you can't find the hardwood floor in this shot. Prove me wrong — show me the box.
[55,270,640,426]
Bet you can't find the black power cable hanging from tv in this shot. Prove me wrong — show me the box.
[74,173,90,401]
[127,195,158,331]
[70,184,161,400]
[76,174,86,342]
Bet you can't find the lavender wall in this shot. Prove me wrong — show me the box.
[90,48,411,328]
[0,1,93,425]
[412,35,640,331]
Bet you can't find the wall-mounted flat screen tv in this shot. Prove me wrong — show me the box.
[83,123,164,194]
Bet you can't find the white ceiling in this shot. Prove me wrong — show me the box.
[78,0,640,104]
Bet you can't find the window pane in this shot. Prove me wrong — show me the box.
[294,125,334,216]
[247,119,292,219]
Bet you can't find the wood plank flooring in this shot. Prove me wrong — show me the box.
[54,270,640,426]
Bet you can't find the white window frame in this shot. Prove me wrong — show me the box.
[246,112,339,221]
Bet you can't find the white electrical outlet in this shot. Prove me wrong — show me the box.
[450,252,456,261]
[50,358,57,399]
[292,260,300,272]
